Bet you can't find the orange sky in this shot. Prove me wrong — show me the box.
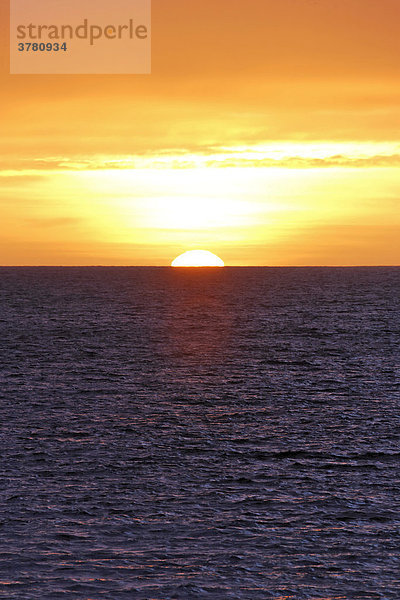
[1,0,400,265]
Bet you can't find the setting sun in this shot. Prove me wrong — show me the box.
[171,250,225,267]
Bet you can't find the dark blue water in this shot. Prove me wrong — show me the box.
[0,267,399,599]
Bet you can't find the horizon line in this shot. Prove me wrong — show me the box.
[0,265,399,269]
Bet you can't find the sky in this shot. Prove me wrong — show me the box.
[1,0,400,265]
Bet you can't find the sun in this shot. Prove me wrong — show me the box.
[171,250,225,267]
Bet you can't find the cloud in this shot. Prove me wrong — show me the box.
[2,147,400,173]
[205,154,400,169]
[26,217,83,228]
[0,174,50,183]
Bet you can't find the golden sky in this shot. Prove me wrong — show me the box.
[1,0,400,265]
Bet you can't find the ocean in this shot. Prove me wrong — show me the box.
[0,266,399,599]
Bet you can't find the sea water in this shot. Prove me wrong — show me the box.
[0,267,399,599]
